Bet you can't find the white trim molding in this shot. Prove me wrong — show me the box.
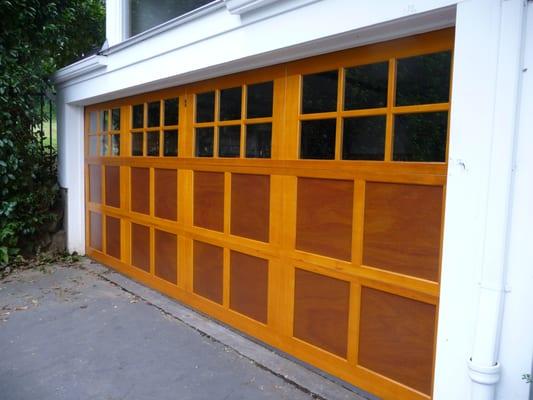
[52,55,107,85]
[224,0,283,14]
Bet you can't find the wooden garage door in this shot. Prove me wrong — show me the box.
[84,29,453,400]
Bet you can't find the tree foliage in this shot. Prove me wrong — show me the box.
[0,0,105,265]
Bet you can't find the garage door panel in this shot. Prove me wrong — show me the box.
[194,171,224,232]
[89,211,102,251]
[154,229,177,284]
[105,215,121,260]
[89,165,102,204]
[155,168,178,221]
[105,166,121,208]
[193,240,223,304]
[131,222,150,272]
[131,167,150,215]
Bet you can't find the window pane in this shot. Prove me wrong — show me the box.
[89,135,97,155]
[111,134,121,156]
[132,104,144,128]
[342,116,386,160]
[219,125,241,157]
[396,51,452,106]
[132,132,143,156]
[89,111,97,133]
[100,134,108,156]
[164,98,179,126]
[220,87,242,121]
[196,91,215,123]
[129,0,212,37]
[147,101,160,127]
[111,108,120,130]
[302,70,338,114]
[100,110,108,132]
[300,119,336,159]
[247,81,273,118]
[195,127,214,157]
[344,62,388,110]
[393,112,448,162]
[246,123,271,158]
[163,130,178,156]
[147,132,160,156]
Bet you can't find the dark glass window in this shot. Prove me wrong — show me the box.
[219,87,242,121]
[246,123,271,158]
[164,98,179,126]
[344,62,388,110]
[393,112,448,162]
[111,108,120,130]
[147,101,160,128]
[300,119,336,159]
[100,134,108,156]
[195,127,214,157]
[302,70,338,114]
[247,81,273,118]
[396,51,452,106]
[89,111,97,133]
[163,130,178,156]
[147,132,160,156]
[219,125,240,157]
[100,110,108,132]
[132,104,144,128]
[111,134,121,156]
[196,91,215,123]
[132,132,143,156]
[342,116,386,160]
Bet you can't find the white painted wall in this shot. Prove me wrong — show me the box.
[54,0,533,398]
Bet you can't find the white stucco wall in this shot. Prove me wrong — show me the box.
[54,0,533,398]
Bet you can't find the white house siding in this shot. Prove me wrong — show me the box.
[54,0,533,398]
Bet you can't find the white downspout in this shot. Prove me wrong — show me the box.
[467,0,527,398]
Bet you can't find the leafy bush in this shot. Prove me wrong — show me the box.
[0,0,105,266]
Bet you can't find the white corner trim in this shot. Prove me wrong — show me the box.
[223,0,281,14]
[52,55,108,84]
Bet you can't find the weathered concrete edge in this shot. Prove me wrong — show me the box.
[80,259,375,400]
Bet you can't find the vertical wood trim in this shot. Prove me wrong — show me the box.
[214,90,220,157]
[335,67,345,160]
[149,226,155,275]
[384,58,396,161]
[347,282,361,364]
[271,77,286,160]
[284,74,300,160]
[149,167,155,217]
[224,172,231,235]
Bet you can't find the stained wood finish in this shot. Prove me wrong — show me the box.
[105,216,121,259]
[84,29,454,400]
[105,166,121,208]
[363,182,443,281]
[293,268,350,358]
[193,240,223,304]
[230,251,268,323]
[358,286,436,395]
[194,171,224,232]
[131,167,150,215]
[89,165,101,204]
[131,223,150,272]
[154,229,177,284]
[296,178,354,261]
[89,212,102,251]
[231,174,270,242]
[155,168,178,221]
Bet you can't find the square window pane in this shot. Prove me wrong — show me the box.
[195,127,214,157]
[89,135,97,156]
[111,134,120,156]
[396,51,452,106]
[393,112,448,162]
[344,62,388,110]
[219,86,242,121]
[163,130,178,156]
[132,132,143,156]
[302,70,338,114]
[100,110,108,132]
[300,119,336,159]
[219,125,241,157]
[111,108,120,130]
[246,123,271,158]
[247,81,273,118]
[132,104,144,128]
[196,91,215,123]
[147,132,160,156]
[99,134,108,156]
[147,101,160,128]
[342,116,386,160]
[164,98,179,126]
[89,111,97,133]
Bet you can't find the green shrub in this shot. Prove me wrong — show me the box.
[0,0,105,267]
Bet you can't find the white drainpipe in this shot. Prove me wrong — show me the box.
[467,0,528,399]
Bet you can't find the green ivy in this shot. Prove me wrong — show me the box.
[0,0,105,267]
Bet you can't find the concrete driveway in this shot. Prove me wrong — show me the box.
[0,259,369,400]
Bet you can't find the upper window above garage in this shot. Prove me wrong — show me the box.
[128,0,214,37]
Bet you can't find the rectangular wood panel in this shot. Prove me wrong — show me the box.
[193,240,223,304]
[155,168,177,221]
[154,229,177,284]
[193,171,224,232]
[105,166,121,208]
[89,211,102,251]
[131,223,150,272]
[105,216,121,260]
[131,167,150,215]
[89,165,101,204]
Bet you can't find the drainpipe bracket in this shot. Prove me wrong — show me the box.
[467,359,501,386]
